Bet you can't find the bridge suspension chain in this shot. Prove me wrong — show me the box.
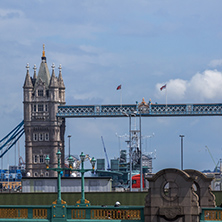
[0,120,24,158]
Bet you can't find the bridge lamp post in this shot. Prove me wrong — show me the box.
[139,110,143,191]
[45,151,96,206]
[129,114,132,192]
[45,149,63,205]
[68,135,71,157]
[179,135,185,170]
[68,135,72,176]
[68,152,96,206]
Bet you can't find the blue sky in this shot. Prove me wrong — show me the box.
[1,0,222,172]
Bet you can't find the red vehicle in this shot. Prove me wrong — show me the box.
[132,174,145,188]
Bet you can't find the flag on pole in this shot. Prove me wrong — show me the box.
[160,84,168,108]
[160,84,166,91]
[116,84,122,109]
[116,85,121,90]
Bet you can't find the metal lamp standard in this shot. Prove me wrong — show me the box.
[129,114,132,192]
[179,135,185,170]
[68,152,96,206]
[45,150,64,205]
[139,110,143,191]
[45,151,96,207]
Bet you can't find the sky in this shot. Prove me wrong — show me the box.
[1,0,222,173]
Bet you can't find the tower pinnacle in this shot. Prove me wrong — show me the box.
[42,44,46,61]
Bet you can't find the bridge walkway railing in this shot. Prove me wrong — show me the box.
[0,204,144,222]
[200,207,222,221]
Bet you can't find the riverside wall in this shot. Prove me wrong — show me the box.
[0,191,221,206]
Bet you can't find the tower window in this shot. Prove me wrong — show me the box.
[45,133,49,141]
[38,104,44,112]
[33,105,36,112]
[39,155,44,163]
[34,155,38,163]
[38,90,43,96]
[39,133,43,141]
[33,133,38,141]
[45,104,48,112]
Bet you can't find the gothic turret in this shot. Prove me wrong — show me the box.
[32,64,37,86]
[58,64,65,89]
[23,63,33,89]
[49,63,59,88]
[23,63,33,123]
[58,64,65,104]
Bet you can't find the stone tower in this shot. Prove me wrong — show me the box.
[23,45,65,177]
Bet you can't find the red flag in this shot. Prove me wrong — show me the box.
[160,84,166,91]
[116,85,121,90]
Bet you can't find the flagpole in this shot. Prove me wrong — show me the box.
[160,84,167,110]
[116,84,122,111]
[120,89,122,110]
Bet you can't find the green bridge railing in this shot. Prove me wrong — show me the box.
[200,207,222,221]
[1,204,222,221]
[0,204,144,222]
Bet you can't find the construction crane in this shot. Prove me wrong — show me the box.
[101,136,110,170]
[205,146,220,173]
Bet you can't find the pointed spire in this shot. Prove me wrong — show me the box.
[41,44,46,62]
[58,64,62,75]
[33,64,37,79]
[36,45,50,89]
[26,63,30,74]
[42,44,45,57]
[32,64,37,86]
[49,63,59,88]
[23,63,33,88]
[58,64,65,89]
[51,63,55,74]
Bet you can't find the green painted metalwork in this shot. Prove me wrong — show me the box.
[46,150,64,205]
[46,151,96,207]
[200,207,222,221]
[70,152,96,207]
[0,205,50,221]
[0,205,144,221]
[2,204,222,221]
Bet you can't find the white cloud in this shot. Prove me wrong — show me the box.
[0,8,24,18]
[188,70,222,101]
[208,59,222,68]
[72,92,99,101]
[156,79,187,101]
[79,45,104,54]
[50,50,125,72]
[155,69,222,102]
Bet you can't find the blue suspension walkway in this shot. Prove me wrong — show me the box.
[1,102,222,158]
[57,103,222,118]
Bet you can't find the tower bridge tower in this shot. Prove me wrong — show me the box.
[23,45,65,177]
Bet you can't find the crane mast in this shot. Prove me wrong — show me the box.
[101,136,110,170]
